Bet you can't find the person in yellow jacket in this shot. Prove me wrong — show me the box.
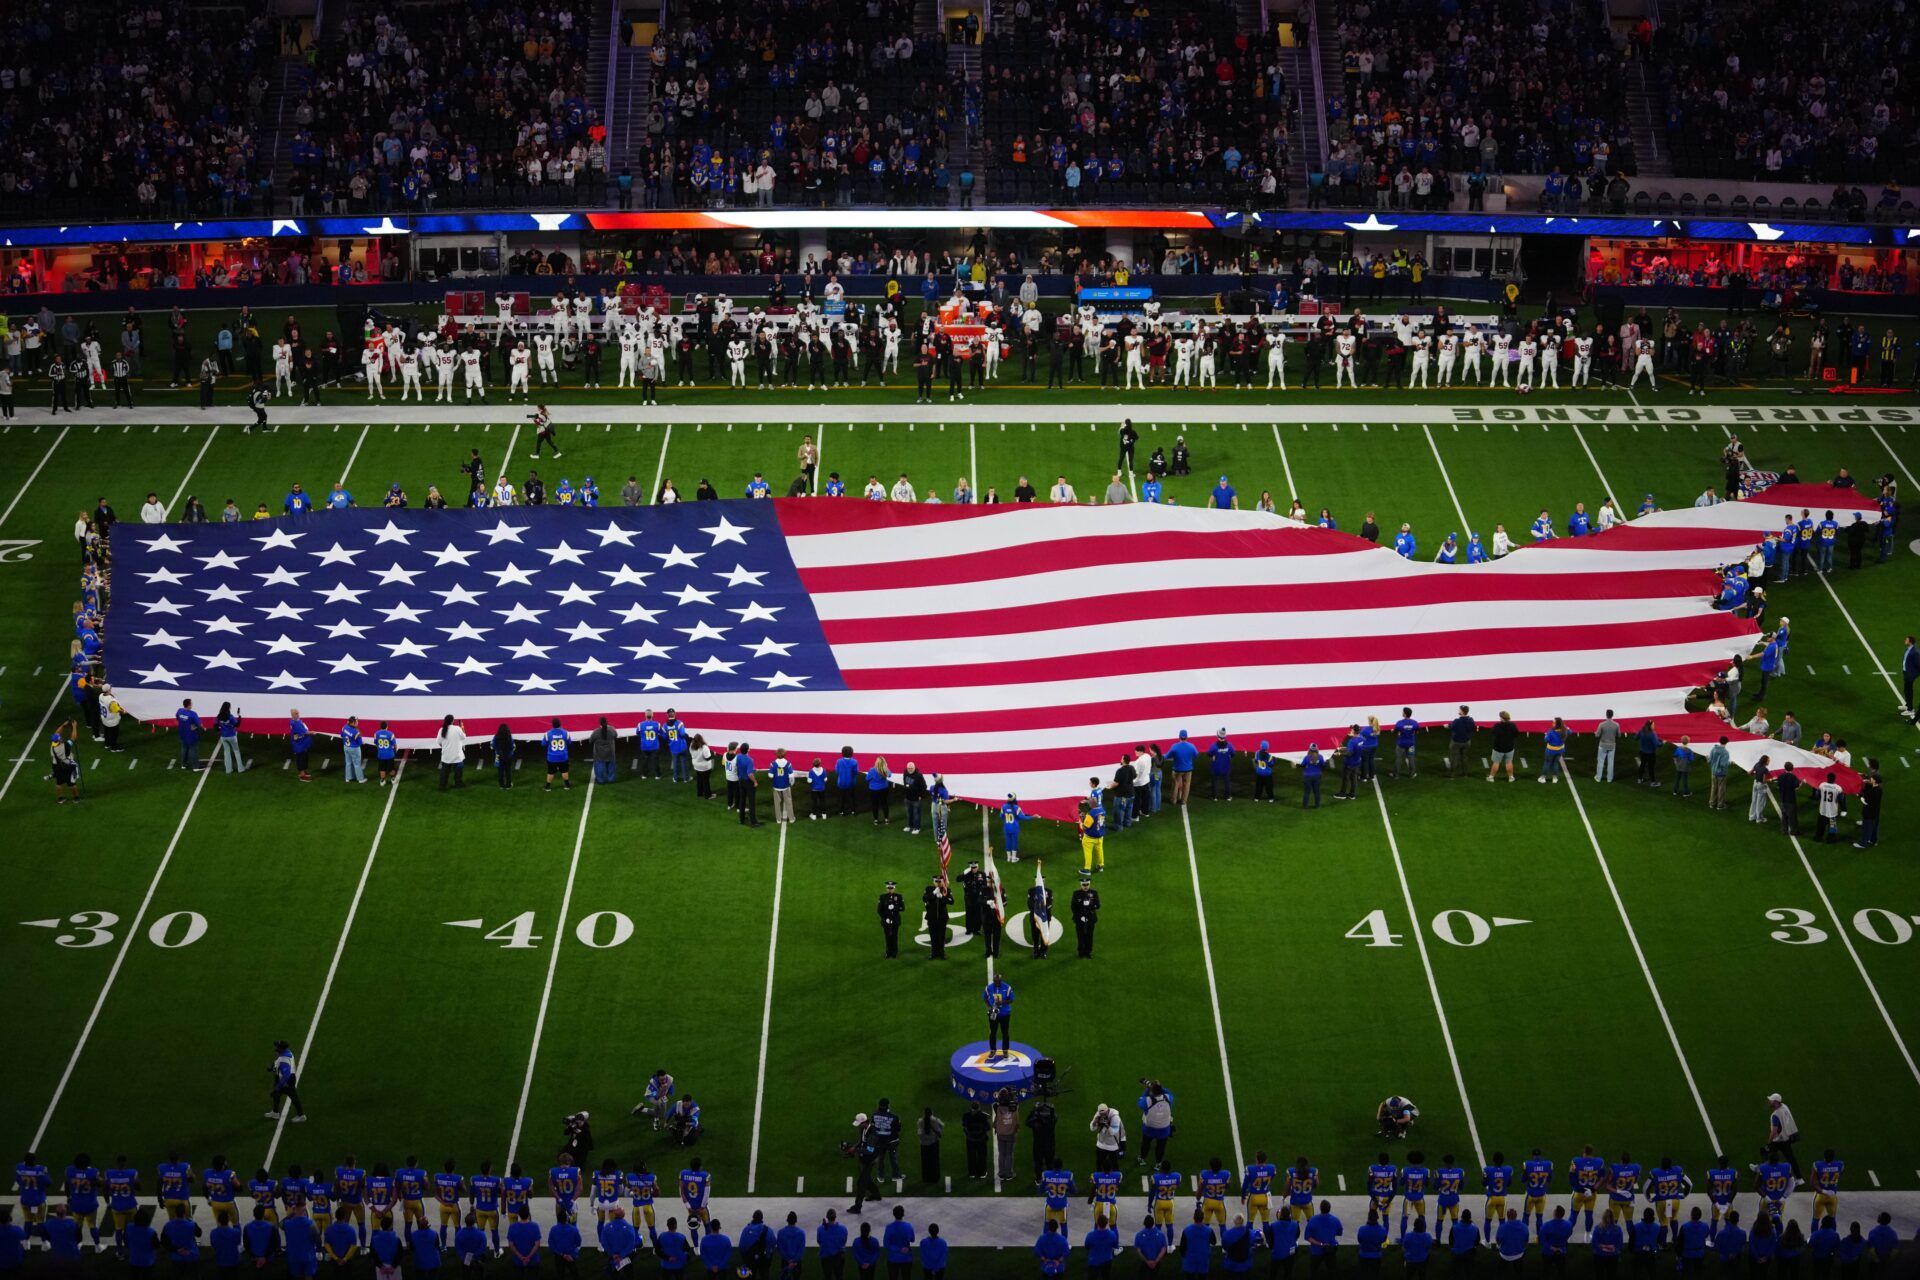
[1079,799,1105,873]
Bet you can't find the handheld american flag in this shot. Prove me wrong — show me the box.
[108,485,1868,815]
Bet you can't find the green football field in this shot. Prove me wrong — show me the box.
[2,386,1919,1249]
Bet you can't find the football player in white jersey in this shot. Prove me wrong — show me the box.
[1630,336,1657,388]
[1172,332,1195,386]
[1437,331,1459,386]
[1537,332,1560,388]
[272,338,294,397]
[728,337,749,386]
[435,347,457,402]
[1123,331,1147,390]
[1265,328,1287,389]
[1408,332,1431,388]
[509,341,532,400]
[1490,330,1513,387]
[1197,327,1218,388]
[459,346,485,400]
[533,331,558,384]
[1334,330,1359,389]
[398,345,424,401]
[362,343,385,399]
[1572,333,1594,387]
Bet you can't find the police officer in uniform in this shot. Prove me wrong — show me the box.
[110,353,135,407]
[1071,876,1101,959]
[1027,879,1054,959]
[960,862,988,936]
[922,877,952,960]
[877,880,904,958]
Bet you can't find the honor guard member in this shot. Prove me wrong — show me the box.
[923,877,952,959]
[979,888,1004,960]
[877,881,905,958]
[1070,876,1100,959]
[1027,877,1054,959]
[960,862,988,936]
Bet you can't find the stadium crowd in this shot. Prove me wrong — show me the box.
[285,1,604,214]
[0,0,279,220]
[981,0,1293,205]
[629,0,953,208]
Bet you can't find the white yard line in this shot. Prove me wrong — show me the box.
[502,422,524,475]
[1769,792,1920,1090]
[1569,424,1618,508]
[0,425,68,528]
[0,681,76,805]
[981,808,997,984]
[30,764,211,1148]
[969,422,979,496]
[1564,777,1721,1150]
[1178,805,1245,1174]
[1421,424,1473,534]
[811,429,824,496]
[1369,780,1486,1166]
[746,820,791,1194]
[649,423,673,503]
[164,425,221,515]
[505,778,598,1168]
[264,759,407,1168]
[338,424,371,487]
[1271,424,1299,501]
[1868,424,1918,490]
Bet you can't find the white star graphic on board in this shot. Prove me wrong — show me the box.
[381,637,435,659]
[444,655,499,677]
[676,620,730,643]
[316,582,368,605]
[560,620,610,643]
[1749,222,1785,242]
[437,621,494,643]
[687,655,742,675]
[540,540,589,566]
[502,638,555,660]
[426,541,479,566]
[754,671,810,689]
[260,633,315,655]
[634,672,685,690]
[742,636,797,658]
[715,563,768,588]
[143,533,188,554]
[196,549,246,571]
[728,601,782,624]
[479,519,530,544]
[667,583,719,607]
[599,564,652,587]
[588,522,638,547]
[611,602,664,625]
[261,669,312,691]
[367,520,416,545]
[1344,214,1399,232]
[513,673,562,692]
[325,654,377,675]
[252,528,304,550]
[312,541,364,566]
[256,565,307,587]
[373,561,424,586]
[385,672,438,692]
[487,561,537,587]
[270,219,304,237]
[196,583,250,603]
[494,602,547,625]
[569,656,619,677]
[141,597,186,616]
[361,216,410,236]
[324,618,372,640]
[649,544,702,569]
[135,628,186,650]
[200,615,249,635]
[625,640,676,661]
[202,649,252,671]
[258,601,311,621]
[530,212,573,232]
[131,664,184,686]
[700,516,751,546]
[380,602,427,624]
[548,582,601,607]
[432,583,485,607]
[139,567,187,585]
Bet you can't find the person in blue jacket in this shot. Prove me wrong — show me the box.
[1178,1212,1214,1275]
[815,1211,848,1274]
[775,1212,808,1277]
[807,757,830,820]
[835,747,862,817]
[882,1206,915,1273]
[1436,533,1459,564]
[664,710,691,782]
[1356,1210,1389,1270]
[1252,741,1275,802]
[1757,633,1781,698]
[737,1211,769,1274]
[1629,1207,1665,1260]
[176,699,204,771]
[1221,1214,1255,1274]
[1530,509,1555,542]
[1494,1208,1529,1262]
[600,1209,639,1273]
[1466,532,1488,564]
[697,1218,734,1274]
[1206,730,1235,801]
[1401,1216,1433,1270]
[452,1213,489,1268]
[866,758,892,826]
[284,1211,321,1279]
[288,711,313,782]
[241,1206,279,1268]
[1300,743,1325,808]
[849,1222,881,1275]
[545,1215,579,1278]
[214,702,244,773]
[656,1218,692,1276]
[919,1222,948,1279]
[209,1211,244,1273]
[1447,1210,1480,1257]
[1358,718,1380,782]
[1337,725,1364,800]
[1394,523,1417,558]
[504,1208,540,1271]
[125,1207,159,1275]
[1166,730,1199,805]
[637,711,664,777]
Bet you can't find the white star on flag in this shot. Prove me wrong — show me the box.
[677,620,730,643]
[131,664,184,685]
[374,562,424,586]
[259,602,311,621]
[667,584,719,606]
[197,550,246,571]
[200,616,249,635]
[599,564,652,587]
[541,540,589,565]
[317,582,368,605]
[650,545,702,569]
[426,542,479,566]
[380,602,427,624]
[253,528,305,550]
[324,618,372,639]
[715,564,769,587]
[514,673,562,692]
[262,669,311,690]
[548,582,601,606]
[569,657,619,677]
[261,634,314,655]
[385,672,438,692]
[743,637,797,658]
[445,656,499,676]
[755,671,810,689]
[728,601,782,623]
[625,640,676,660]
[136,629,186,649]
[700,516,751,546]
[368,520,417,545]
[688,655,742,675]
[437,621,493,643]
[431,583,485,607]
[143,534,188,554]
[495,603,547,625]
[488,562,537,586]
[256,566,307,587]
[141,598,186,615]
[611,602,664,625]
[381,637,435,658]
[139,567,188,585]
[479,519,530,544]
[325,654,376,674]
[202,650,252,671]
[560,620,610,643]
[312,541,364,566]
[503,639,555,660]
[589,522,639,547]
[634,673,684,690]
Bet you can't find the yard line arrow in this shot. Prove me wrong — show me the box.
[1491,917,1532,928]
[445,919,484,929]
[21,919,61,928]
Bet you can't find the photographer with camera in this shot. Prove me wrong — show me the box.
[1136,1081,1176,1167]
[1090,1104,1127,1174]
[667,1097,703,1147]
[847,1115,885,1216]
[561,1112,595,1164]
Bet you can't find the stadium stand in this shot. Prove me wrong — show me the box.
[626,0,953,208]
[1315,0,1633,210]
[282,0,605,212]
[980,0,1293,206]
[0,0,279,220]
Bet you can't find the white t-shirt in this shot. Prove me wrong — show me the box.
[141,500,167,524]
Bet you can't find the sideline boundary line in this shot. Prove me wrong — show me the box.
[745,820,790,1193]
[1422,425,1473,534]
[1179,805,1245,1174]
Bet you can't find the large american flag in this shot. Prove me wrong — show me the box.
[109,485,1870,816]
